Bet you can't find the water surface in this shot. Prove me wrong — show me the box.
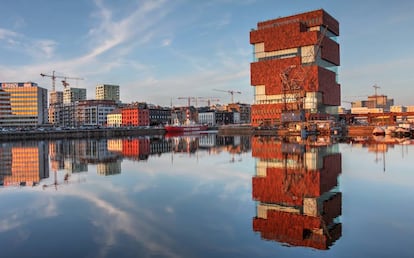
[0,134,413,258]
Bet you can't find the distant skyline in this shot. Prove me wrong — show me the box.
[1,0,414,107]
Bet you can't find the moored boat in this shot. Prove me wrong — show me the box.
[165,108,208,133]
[164,122,208,133]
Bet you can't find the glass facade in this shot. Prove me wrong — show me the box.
[0,82,48,127]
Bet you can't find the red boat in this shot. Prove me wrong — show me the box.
[164,119,208,133]
[165,109,208,133]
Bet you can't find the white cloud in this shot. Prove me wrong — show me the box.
[33,39,57,59]
[0,28,19,40]
[162,38,172,47]
[0,27,57,60]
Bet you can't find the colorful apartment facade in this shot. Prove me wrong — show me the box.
[121,102,149,127]
[250,9,340,127]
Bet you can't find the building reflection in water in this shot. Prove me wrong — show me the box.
[0,141,49,187]
[0,134,252,187]
[252,136,342,250]
[50,139,122,177]
[347,135,412,173]
[49,134,251,176]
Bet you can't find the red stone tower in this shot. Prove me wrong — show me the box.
[250,9,340,127]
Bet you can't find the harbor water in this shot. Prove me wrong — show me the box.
[0,134,413,258]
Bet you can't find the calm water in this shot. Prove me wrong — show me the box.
[0,134,413,258]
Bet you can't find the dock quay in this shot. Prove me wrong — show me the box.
[218,124,253,135]
[346,125,376,137]
[0,127,166,141]
[0,124,411,141]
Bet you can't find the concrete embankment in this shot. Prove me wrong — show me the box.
[0,128,166,141]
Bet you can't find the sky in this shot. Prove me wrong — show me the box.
[1,0,414,108]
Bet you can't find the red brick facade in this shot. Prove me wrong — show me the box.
[121,107,149,127]
[250,9,340,126]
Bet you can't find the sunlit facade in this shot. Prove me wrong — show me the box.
[95,84,120,103]
[250,9,340,127]
[0,82,48,127]
[107,109,122,127]
[63,87,86,104]
[121,103,149,127]
[49,90,63,125]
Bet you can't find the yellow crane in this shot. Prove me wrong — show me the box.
[40,70,84,91]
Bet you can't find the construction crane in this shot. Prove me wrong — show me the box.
[40,70,84,91]
[373,84,381,96]
[342,100,355,108]
[213,89,241,103]
[198,97,220,106]
[177,97,196,107]
[372,84,381,108]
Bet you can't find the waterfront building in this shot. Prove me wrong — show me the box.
[215,110,235,125]
[407,106,414,112]
[121,102,149,127]
[148,105,171,126]
[95,84,120,103]
[0,82,48,127]
[390,105,406,113]
[227,103,251,124]
[75,100,117,127]
[61,103,77,128]
[48,90,63,125]
[250,9,340,127]
[63,87,86,104]
[351,95,394,113]
[198,111,216,126]
[107,109,122,127]
[59,87,87,127]
[0,89,12,123]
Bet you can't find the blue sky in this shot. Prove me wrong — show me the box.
[1,0,413,107]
